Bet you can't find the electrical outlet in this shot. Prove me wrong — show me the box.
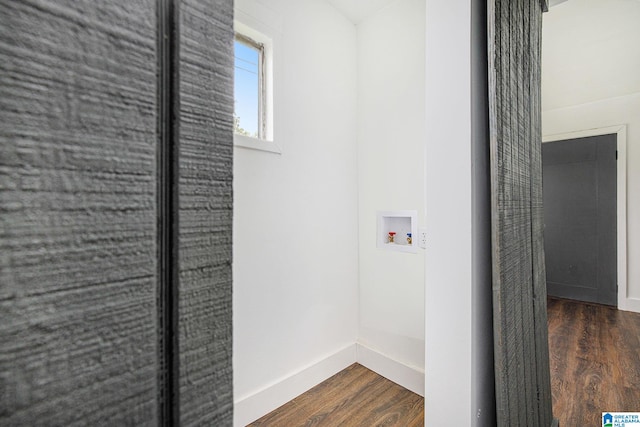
[418,227,427,249]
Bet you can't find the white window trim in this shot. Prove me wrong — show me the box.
[234,2,283,154]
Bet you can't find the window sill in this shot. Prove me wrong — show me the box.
[234,133,282,154]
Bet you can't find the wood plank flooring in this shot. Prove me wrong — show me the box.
[248,298,639,427]
[248,363,424,427]
[548,297,640,426]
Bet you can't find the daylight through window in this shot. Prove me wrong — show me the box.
[234,33,264,139]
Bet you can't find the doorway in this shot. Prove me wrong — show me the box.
[542,133,617,306]
[542,125,627,309]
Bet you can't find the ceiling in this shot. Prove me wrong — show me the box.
[328,0,572,25]
[326,0,396,24]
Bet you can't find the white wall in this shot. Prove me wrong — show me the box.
[424,0,473,421]
[233,0,359,424]
[234,1,496,424]
[356,0,426,383]
[541,0,640,111]
[358,2,496,422]
[542,0,640,311]
[470,0,496,424]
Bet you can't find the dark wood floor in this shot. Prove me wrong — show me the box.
[248,299,639,426]
[548,297,640,426]
[248,363,424,427]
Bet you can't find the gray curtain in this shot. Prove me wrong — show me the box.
[0,0,233,425]
[488,0,556,425]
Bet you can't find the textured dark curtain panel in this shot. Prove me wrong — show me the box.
[488,0,555,426]
[1,0,233,425]
[177,0,234,425]
[0,1,159,424]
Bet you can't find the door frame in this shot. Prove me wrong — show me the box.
[542,125,634,312]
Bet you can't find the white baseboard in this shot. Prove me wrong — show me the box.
[234,344,357,427]
[620,296,640,313]
[356,343,425,397]
[234,343,426,426]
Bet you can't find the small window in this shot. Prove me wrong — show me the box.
[234,14,280,153]
[234,33,264,140]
